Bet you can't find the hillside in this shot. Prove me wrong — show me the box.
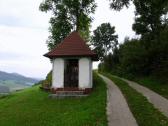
[0,73,107,126]
[0,71,39,92]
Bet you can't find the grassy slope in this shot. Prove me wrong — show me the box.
[0,95,6,99]
[102,73,168,126]
[108,72,168,99]
[0,73,107,126]
[135,77,168,99]
[0,80,29,91]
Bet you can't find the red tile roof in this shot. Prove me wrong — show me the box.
[44,31,98,61]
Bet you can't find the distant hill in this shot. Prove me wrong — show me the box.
[0,71,40,92]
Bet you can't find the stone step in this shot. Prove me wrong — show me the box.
[56,91,84,95]
[49,93,88,99]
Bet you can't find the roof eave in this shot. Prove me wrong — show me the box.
[43,54,99,61]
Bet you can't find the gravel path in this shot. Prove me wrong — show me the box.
[99,74,138,126]
[122,78,168,118]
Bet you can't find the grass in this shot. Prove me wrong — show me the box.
[0,94,9,99]
[107,71,168,99]
[101,72,168,126]
[135,77,168,99]
[0,73,107,126]
[0,94,4,99]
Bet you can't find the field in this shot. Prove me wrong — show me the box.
[0,73,107,126]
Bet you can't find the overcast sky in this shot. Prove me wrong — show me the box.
[0,0,135,78]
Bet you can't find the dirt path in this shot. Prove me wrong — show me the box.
[122,78,168,118]
[99,74,138,126]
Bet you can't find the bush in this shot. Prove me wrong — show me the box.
[39,71,52,90]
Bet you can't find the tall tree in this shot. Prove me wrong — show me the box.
[91,23,118,60]
[109,0,168,39]
[132,0,168,40]
[39,0,96,50]
[99,0,168,80]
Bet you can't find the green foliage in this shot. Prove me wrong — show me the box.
[91,23,118,60]
[40,71,52,89]
[99,38,148,75]
[39,0,96,50]
[98,6,168,80]
[0,73,107,126]
[102,73,168,126]
[109,0,131,11]
[119,39,148,75]
[98,50,119,73]
[109,0,168,42]
[46,71,52,84]
[148,26,168,80]
[99,28,168,81]
[132,0,168,40]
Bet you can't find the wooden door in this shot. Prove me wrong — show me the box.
[64,59,78,88]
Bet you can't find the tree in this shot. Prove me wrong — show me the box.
[132,0,168,40]
[119,39,148,75]
[147,25,168,80]
[109,0,131,11]
[91,23,118,60]
[109,0,168,40]
[39,0,96,50]
[99,0,168,81]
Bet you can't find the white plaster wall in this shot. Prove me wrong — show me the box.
[79,58,92,88]
[52,58,64,88]
[89,59,93,87]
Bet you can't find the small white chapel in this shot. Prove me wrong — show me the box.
[44,31,98,95]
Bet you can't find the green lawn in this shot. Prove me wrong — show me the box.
[135,77,168,99]
[0,73,107,126]
[101,73,168,126]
